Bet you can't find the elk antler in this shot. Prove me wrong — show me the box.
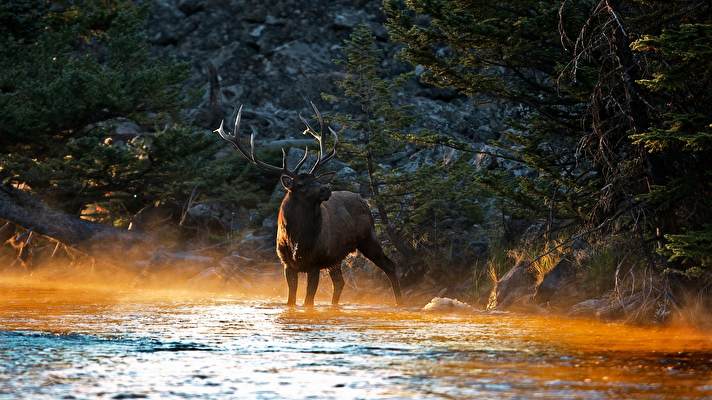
[215,105,309,177]
[299,101,338,175]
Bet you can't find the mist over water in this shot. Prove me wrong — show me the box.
[1,278,711,399]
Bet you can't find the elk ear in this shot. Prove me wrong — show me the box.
[315,171,336,184]
[281,175,294,190]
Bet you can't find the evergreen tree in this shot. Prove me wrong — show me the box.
[385,0,712,277]
[330,25,485,282]
[0,1,272,228]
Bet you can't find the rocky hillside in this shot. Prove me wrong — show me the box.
[146,0,510,137]
[144,0,519,249]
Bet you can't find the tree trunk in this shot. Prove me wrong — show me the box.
[0,185,145,258]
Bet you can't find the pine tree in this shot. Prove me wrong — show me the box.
[385,0,712,277]
[329,25,486,283]
[0,1,273,228]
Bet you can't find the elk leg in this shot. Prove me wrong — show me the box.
[285,266,298,306]
[304,270,320,307]
[358,237,403,306]
[328,265,345,305]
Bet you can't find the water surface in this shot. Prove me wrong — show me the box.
[1,283,711,399]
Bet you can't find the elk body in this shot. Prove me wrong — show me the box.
[215,103,402,306]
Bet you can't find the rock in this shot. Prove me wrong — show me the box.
[219,253,255,269]
[265,15,282,26]
[422,297,474,313]
[570,298,608,316]
[114,119,142,137]
[332,10,369,29]
[129,203,178,233]
[569,292,646,320]
[534,258,578,306]
[487,260,538,310]
[177,0,205,15]
[237,231,274,258]
[249,25,265,38]
[187,267,223,285]
[335,166,357,180]
[148,1,196,45]
[272,41,331,74]
[186,203,246,231]
[261,214,277,231]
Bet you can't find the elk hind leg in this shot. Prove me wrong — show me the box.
[358,237,403,306]
[328,265,345,305]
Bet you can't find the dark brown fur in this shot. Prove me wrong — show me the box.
[276,180,402,306]
[214,103,402,307]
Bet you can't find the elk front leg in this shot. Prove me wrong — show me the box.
[304,270,320,307]
[285,266,298,306]
[328,265,345,306]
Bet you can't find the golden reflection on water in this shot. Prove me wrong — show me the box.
[0,277,711,399]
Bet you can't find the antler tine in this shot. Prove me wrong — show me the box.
[310,101,325,137]
[214,105,251,161]
[299,112,327,173]
[308,118,338,174]
[216,104,335,177]
[299,113,317,138]
[294,146,309,172]
[313,127,338,173]
[298,103,339,174]
[308,101,327,163]
[249,125,287,173]
[321,126,338,163]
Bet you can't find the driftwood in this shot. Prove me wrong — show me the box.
[0,186,225,270]
[0,185,215,271]
[0,185,144,258]
[0,221,15,243]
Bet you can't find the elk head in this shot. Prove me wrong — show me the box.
[213,102,338,204]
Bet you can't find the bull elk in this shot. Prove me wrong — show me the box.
[214,103,402,306]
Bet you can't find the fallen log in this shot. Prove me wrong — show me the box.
[0,185,144,258]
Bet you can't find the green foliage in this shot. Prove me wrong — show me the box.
[662,226,712,269]
[385,0,712,276]
[0,1,271,227]
[330,25,484,267]
[0,1,186,141]
[630,24,712,154]
[385,0,601,227]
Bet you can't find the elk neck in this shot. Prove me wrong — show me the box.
[278,192,324,256]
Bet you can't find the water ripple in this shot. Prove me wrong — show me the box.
[0,291,711,399]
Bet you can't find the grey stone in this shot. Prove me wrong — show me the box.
[332,10,369,29]
[250,25,266,38]
[177,0,205,15]
[534,258,578,305]
[114,119,143,137]
[141,0,524,273]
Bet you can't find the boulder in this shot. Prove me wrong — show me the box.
[422,297,474,313]
[534,257,579,306]
[487,260,538,310]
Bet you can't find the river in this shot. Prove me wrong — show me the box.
[0,281,710,399]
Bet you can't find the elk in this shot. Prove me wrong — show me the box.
[215,103,402,306]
